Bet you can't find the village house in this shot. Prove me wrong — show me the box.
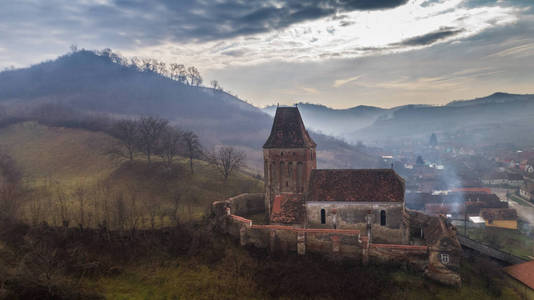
[519,181,534,201]
[480,208,518,230]
[482,172,523,187]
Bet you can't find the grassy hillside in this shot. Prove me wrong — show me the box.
[0,122,263,227]
[0,122,116,185]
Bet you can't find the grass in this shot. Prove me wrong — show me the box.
[82,242,522,300]
[0,122,263,227]
[457,225,534,259]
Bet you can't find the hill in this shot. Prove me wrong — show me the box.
[0,50,381,169]
[352,93,534,145]
[0,122,262,227]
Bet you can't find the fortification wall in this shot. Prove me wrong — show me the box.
[212,194,461,287]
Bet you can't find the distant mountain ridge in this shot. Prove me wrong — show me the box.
[0,50,380,170]
[263,92,534,146]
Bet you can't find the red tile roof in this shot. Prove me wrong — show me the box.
[504,260,534,290]
[307,169,405,202]
[263,107,316,149]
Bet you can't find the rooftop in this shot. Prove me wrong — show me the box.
[504,260,534,290]
[480,208,518,221]
[307,169,405,202]
[263,106,316,149]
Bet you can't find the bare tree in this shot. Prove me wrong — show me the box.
[109,119,139,161]
[210,80,222,92]
[138,116,168,163]
[0,152,23,220]
[157,127,183,168]
[182,130,202,174]
[186,66,202,86]
[170,189,181,226]
[170,63,187,83]
[209,146,246,181]
[74,185,86,229]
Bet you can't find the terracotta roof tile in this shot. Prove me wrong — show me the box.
[263,107,316,149]
[504,260,534,290]
[307,169,405,202]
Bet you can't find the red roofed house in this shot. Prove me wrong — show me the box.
[504,260,534,299]
[264,106,408,244]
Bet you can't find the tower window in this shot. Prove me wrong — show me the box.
[320,209,326,224]
[380,210,386,226]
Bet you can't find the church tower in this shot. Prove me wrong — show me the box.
[263,106,316,220]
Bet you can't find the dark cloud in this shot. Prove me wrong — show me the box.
[0,0,409,51]
[394,28,464,46]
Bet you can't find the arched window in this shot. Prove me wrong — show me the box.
[380,210,386,226]
[280,162,284,191]
[320,209,326,224]
[288,162,293,178]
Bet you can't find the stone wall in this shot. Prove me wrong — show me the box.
[305,202,406,244]
[213,193,264,217]
[212,194,462,287]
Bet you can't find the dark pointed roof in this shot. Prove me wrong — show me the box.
[263,107,316,149]
[307,169,405,202]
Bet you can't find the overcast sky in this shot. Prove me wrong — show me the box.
[1,0,533,108]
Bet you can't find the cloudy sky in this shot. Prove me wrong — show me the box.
[1,0,534,108]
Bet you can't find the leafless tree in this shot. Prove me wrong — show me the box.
[170,63,187,83]
[74,186,86,229]
[0,152,23,220]
[138,116,168,163]
[109,119,139,161]
[210,80,222,92]
[186,66,202,86]
[209,146,246,181]
[170,189,181,226]
[182,130,202,174]
[157,127,182,168]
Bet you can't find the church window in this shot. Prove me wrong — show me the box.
[320,209,326,224]
[288,162,293,178]
[440,253,450,265]
[280,162,284,191]
[380,210,386,226]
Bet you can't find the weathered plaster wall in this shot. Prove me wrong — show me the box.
[306,202,405,243]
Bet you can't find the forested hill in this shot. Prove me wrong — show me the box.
[0,50,271,148]
[0,50,380,169]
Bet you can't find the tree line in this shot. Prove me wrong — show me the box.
[108,116,245,180]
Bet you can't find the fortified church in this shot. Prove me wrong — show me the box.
[264,106,406,244]
[212,106,463,286]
